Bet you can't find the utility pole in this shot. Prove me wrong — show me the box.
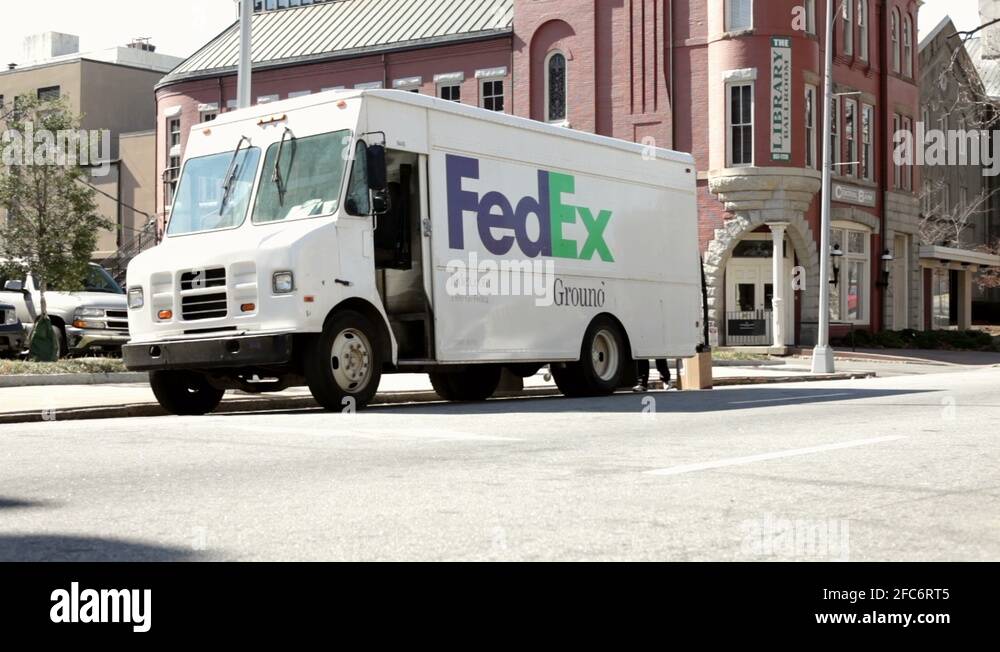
[237,0,253,110]
[812,0,837,374]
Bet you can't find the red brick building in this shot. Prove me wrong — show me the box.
[155,0,923,345]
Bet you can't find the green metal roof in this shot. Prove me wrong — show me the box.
[158,0,514,88]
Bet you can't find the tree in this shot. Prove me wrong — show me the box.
[0,93,109,359]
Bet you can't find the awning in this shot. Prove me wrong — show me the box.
[919,245,1000,272]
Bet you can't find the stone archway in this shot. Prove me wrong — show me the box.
[704,168,823,346]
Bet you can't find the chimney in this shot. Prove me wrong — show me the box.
[22,32,80,64]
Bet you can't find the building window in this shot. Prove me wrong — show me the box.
[37,86,61,101]
[903,15,914,78]
[726,0,752,31]
[844,98,857,177]
[891,9,901,73]
[893,113,902,188]
[165,156,180,208]
[901,116,913,190]
[480,78,504,112]
[545,51,567,123]
[168,118,181,148]
[727,82,754,167]
[439,83,461,102]
[805,84,817,169]
[861,103,873,181]
[842,0,853,56]
[830,95,840,174]
[858,0,869,61]
[805,0,816,35]
[830,225,870,324]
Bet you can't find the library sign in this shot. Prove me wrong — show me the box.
[771,37,792,162]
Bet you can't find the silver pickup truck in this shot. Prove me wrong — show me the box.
[0,262,129,357]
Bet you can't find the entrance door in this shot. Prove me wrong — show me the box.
[892,234,909,330]
[726,262,773,345]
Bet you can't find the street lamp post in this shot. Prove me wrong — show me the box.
[812,0,837,374]
[237,0,253,110]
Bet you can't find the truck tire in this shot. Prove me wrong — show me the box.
[429,365,502,402]
[306,310,383,411]
[552,317,626,398]
[150,370,225,416]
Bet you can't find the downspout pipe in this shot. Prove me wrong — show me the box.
[878,0,890,331]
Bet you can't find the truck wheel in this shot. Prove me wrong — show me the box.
[429,365,501,402]
[150,370,225,416]
[552,317,626,398]
[306,310,383,411]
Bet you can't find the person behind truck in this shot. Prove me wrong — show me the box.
[633,359,671,392]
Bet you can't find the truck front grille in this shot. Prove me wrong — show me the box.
[181,293,228,321]
[180,268,226,291]
[106,310,129,330]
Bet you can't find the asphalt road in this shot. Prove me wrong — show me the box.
[1,364,998,561]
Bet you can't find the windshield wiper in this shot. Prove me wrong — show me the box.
[219,135,251,216]
[272,127,295,204]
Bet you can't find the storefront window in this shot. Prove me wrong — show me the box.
[829,226,869,324]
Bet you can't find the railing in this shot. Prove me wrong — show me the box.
[100,222,158,284]
[725,310,773,346]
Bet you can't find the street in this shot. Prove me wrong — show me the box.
[2,363,998,562]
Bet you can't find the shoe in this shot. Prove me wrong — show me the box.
[632,384,648,393]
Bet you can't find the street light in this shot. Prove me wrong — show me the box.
[237,0,253,110]
[811,0,840,374]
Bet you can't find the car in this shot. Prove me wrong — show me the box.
[0,262,130,357]
[0,301,25,358]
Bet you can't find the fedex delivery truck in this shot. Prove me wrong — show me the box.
[123,89,701,415]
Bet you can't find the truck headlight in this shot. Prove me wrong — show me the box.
[73,307,106,330]
[128,287,144,309]
[273,271,295,294]
[3,310,16,326]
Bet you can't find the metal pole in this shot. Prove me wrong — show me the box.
[812,0,837,374]
[237,0,253,109]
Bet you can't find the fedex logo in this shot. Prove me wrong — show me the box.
[446,154,614,262]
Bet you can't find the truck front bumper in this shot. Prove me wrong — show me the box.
[0,325,25,353]
[122,333,294,372]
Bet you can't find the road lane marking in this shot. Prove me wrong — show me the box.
[645,435,907,477]
[729,392,854,406]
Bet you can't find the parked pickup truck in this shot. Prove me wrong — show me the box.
[0,301,24,358]
[0,262,130,357]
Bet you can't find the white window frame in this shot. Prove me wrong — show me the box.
[903,15,914,78]
[544,50,568,124]
[830,95,840,174]
[891,9,901,73]
[725,0,753,32]
[861,103,874,181]
[901,115,913,190]
[805,84,817,169]
[830,223,872,325]
[726,81,755,167]
[288,90,312,99]
[844,98,858,177]
[805,0,816,35]
[893,113,902,189]
[354,81,383,90]
[858,0,869,61]
[257,94,279,104]
[393,77,422,93]
[479,76,505,112]
[438,82,462,102]
[843,0,853,56]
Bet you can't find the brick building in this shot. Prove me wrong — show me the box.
[155,0,930,345]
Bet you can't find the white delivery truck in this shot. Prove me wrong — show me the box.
[123,90,701,415]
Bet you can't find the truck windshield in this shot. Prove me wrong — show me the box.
[44,266,124,294]
[167,147,261,236]
[252,129,351,224]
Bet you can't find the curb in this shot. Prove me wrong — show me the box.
[0,372,875,425]
[0,372,148,388]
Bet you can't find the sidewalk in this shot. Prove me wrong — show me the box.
[0,364,863,424]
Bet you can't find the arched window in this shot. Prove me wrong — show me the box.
[842,0,853,56]
[891,9,900,73]
[903,15,914,77]
[545,51,567,123]
[858,0,869,61]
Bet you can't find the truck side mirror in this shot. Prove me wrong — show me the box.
[371,189,390,216]
[366,144,387,192]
